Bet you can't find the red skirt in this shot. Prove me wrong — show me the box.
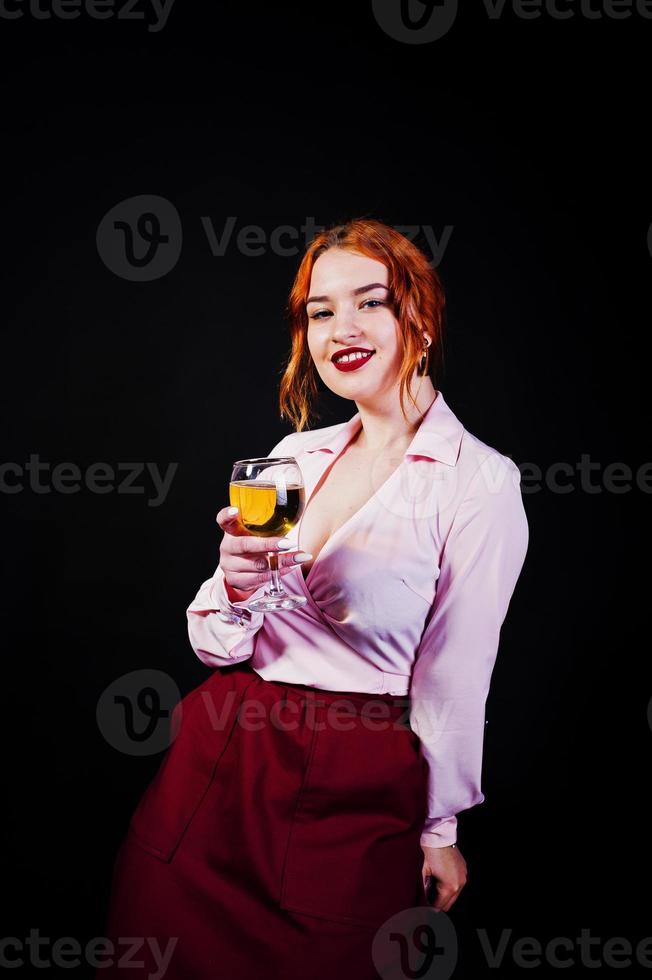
[98,659,430,980]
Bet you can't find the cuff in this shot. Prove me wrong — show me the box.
[210,565,265,633]
[420,815,458,849]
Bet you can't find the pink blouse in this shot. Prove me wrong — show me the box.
[186,389,529,848]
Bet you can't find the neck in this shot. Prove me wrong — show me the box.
[352,375,438,454]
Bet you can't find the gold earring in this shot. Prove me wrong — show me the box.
[420,341,430,374]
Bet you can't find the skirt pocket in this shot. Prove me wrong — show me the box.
[126,666,257,862]
[279,714,428,928]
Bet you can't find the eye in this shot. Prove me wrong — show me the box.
[308,299,385,320]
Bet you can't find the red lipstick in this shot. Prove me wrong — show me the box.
[331,347,376,373]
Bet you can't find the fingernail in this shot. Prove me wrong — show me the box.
[277,538,292,549]
[293,552,312,563]
[227,507,239,516]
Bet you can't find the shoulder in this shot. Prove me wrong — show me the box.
[456,426,523,506]
[442,427,528,555]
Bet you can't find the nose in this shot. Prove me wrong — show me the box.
[330,303,366,346]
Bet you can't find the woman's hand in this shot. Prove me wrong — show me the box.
[216,506,311,601]
[421,844,468,913]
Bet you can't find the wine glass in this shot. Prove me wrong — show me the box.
[229,456,308,612]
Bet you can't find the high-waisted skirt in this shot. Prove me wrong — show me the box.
[97,659,431,980]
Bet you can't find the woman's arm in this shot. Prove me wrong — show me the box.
[186,563,267,665]
[409,452,529,848]
[186,433,295,666]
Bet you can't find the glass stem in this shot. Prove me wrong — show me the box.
[267,551,285,597]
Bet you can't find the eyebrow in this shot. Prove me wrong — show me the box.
[306,282,389,305]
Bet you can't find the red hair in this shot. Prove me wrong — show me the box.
[278,217,446,432]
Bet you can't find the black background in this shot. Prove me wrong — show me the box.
[0,1,648,976]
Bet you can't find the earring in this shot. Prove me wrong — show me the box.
[420,339,431,374]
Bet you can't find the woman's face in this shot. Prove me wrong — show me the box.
[306,248,407,404]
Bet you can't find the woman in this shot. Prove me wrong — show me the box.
[98,218,529,979]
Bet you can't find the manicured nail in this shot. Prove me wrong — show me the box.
[293,552,312,563]
[227,506,238,516]
[277,538,292,549]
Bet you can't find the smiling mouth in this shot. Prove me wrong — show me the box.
[331,350,376,373]
[332,350,376,365]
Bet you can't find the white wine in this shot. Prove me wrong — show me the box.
[228,456,308,613]
[229,481,305,537]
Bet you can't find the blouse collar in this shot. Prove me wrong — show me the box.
[303,389,464,467]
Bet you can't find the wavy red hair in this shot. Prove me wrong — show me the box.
[278,217,446,432]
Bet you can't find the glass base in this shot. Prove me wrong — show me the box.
[247,591,308,613]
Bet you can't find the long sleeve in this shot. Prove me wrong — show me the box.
[409,454,529,848]
[187,563,267,665]
[186,433,295,667]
